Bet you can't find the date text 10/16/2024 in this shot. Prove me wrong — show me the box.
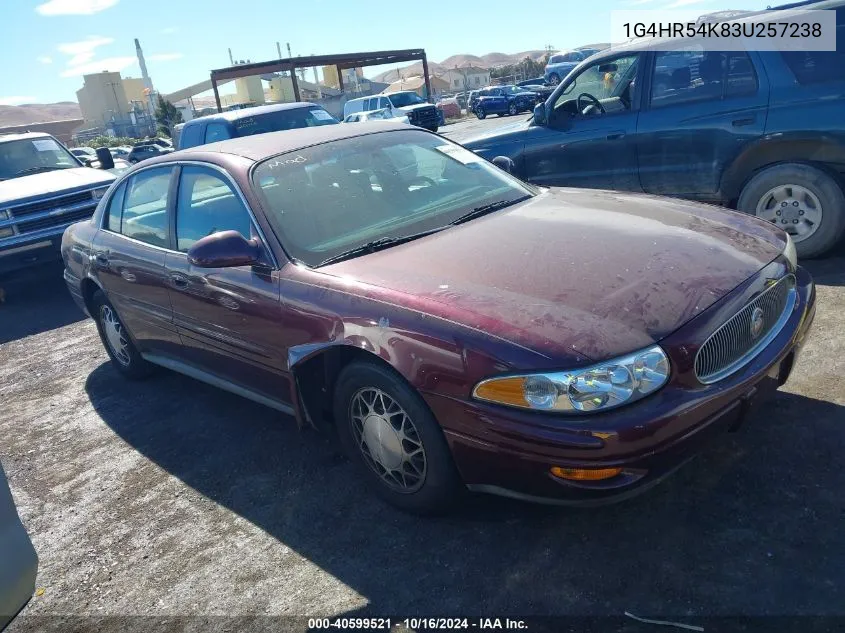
[308,618,529,630]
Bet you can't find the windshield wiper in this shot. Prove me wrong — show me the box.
[317,226,447,267]
[449,196,530,226]
[14,166,69,176]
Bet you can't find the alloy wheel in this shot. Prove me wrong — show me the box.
[349,387,427,493]
[755,184,823,243]
[100,305,131,366]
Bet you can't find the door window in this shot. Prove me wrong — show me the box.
[105,183,126,232]
[650,48,758,108]
[204,123,231,144]
[120,168,173,248]
[175,166,254,253]
[552,54,641,119]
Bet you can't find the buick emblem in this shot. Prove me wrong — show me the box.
[750,307,765,339]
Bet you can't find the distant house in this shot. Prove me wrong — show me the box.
[382,75,450,100]
[437,66,491,92]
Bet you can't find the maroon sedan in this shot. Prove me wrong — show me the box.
[62,123,815,514]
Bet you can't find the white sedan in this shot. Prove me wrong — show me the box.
[344,108,409,124]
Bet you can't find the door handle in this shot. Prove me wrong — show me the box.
[732,117,756,127]
[94,252,109,267]
[606,131,626,140]
[170,273,189,289]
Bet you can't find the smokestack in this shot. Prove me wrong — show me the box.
[228,48,234,66]
[277,42,282,59]
[135,38,156,118]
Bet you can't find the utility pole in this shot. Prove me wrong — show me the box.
[228,48,234,65]
[276,42,282,59]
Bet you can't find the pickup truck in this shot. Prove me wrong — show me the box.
[343,92,439,132]
[464,4,845,258]
[0,133,115,279]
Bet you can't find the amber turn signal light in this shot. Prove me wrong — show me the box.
[550,466,623,481]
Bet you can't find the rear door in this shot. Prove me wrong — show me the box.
[636,46,768,199]
[92,166,182,356]
[164,165,290,403]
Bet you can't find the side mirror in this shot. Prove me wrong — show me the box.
[187,230,261,268]
[533,103,547,126]
[95,148,114,170]
[492,156,515,173]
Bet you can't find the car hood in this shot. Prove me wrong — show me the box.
[323,189,786,363]
[460,117,535,150]
[396,103,434,113]
[0,167,114,206]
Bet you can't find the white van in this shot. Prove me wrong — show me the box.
[343,92,439,132]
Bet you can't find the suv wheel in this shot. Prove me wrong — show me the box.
[476,107,486,120]
[508,103,518,115]
[548,73,561,85]
[333,361,463,514]
[738,163,845,259]
[92,290,154,379]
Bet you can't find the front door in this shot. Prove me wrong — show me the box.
[523,52,643,192]
[92,166,181,356]
[164,165,290,404]
[636,47,768,199]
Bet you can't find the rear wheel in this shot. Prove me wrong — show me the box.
[737,163,845,259]
[476,107,486,120]
[92,290,153,379]
[548,73,561,85]
[508,103,518,115]
[333,361,463,514]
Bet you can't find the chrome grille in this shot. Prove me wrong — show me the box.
[695,275,796,384]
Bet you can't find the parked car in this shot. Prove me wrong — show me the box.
[344,109,409,124]
[70,147,97,165]
[467,90,481,113]
[437,97,461,119]
[474,86,537,119]
[464,7,845,258]
[0,459,38,630]
[344,92,439,132]
[544,50,590,85]
[454,92,468,109]
[517,77,547,87]
[177,102,338,150]
[109,146,131,159]
[63,123,814,514]
[519,84,555,103]
[0,132,115,279]
[127,143,173,164]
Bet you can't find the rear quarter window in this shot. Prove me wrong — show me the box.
[779,11,845,85]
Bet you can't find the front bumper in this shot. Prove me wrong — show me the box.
[424,264,816,505]
[0,233,63,278]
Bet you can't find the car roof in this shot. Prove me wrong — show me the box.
[185,102,322,125]
[0,131,53,144]
[174,120,417,162]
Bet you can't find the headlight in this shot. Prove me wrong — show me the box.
[473,345,670,414]
[783,233,797,269]
[91,186,109,201]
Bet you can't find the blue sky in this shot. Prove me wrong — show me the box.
[1,0,771,105]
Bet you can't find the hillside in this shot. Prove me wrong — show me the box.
[371,50,548,83]
[0,102,82,127]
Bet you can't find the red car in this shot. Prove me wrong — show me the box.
[62,123,815,514]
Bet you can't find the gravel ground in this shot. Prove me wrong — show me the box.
[1,240,844,631]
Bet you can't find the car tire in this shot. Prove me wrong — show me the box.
[427,125,439,133]
[508,103,518,115]
[333,360,463,515]
[737,162,845,259]
[92,290,154,380]
[476,107,486,120]
[548,73,561,85]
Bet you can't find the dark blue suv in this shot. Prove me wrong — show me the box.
[463,2,845,258]
[473,86,538,119]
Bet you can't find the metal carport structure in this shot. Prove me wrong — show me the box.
[209,49,432,113]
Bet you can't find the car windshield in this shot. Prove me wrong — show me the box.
[0,138,79,181]
[233,107,338,137]
[387,92,426,107]
[252,129,536,267]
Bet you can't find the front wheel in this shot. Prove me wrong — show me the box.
[333,361,463,514]
[508,103,518,115]
[476,107,486,120]
[92,290,154,379]
[548,73,561,85]
[426,125,439,133]
[738,163,845,259]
